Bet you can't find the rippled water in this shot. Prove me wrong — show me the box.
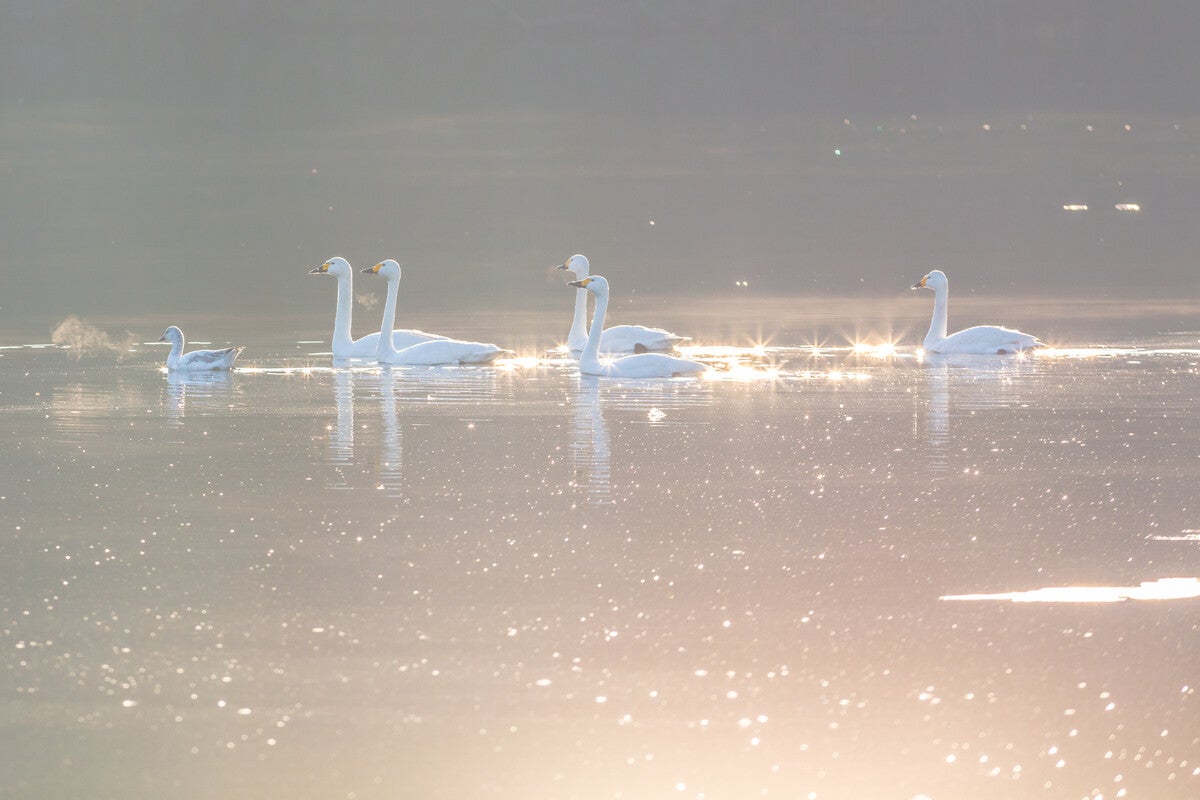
[2,316,1199,799]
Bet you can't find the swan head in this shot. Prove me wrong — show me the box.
[157,326,183,344]
[362,259,401,280]
[567,274,609,297]
[913,269,947,291]
[311,256,352,277]
[558,254,590,277]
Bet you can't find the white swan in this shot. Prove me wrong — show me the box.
[568,276,706,378]
[913,270,1042,355]
[309,256,445,357]
[558,254,689,352]
[157,326,243,371]
[363,260,508,365]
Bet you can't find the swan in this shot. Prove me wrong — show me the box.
[309,256,445,357]
[362,260,508,365]
[568,275,706,378]
[558,254,689,352]
[157,326,243,371]
[913,270,1042,355]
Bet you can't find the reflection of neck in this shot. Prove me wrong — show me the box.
[580,289,607,372]
[925,286,948,347]
[333,273,355,350]
[568,287,589,349]
[333,370,354,452]
[377,274,400,359]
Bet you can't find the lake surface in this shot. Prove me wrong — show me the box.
[1,308,1199,799]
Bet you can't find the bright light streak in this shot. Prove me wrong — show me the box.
[942,578,1200,603]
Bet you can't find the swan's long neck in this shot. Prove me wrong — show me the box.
[332,273,355,350]
[925,285,948,347]
[167,335,184,365]
[568,287,589,350]
[376,272,401,360]
[579,289,607,372]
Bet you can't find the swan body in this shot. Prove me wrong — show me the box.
[568,275,706,378]
[310,256,446,357]
[558,254,689,352]
[364,260,508,365]
[913,270,1042,355]
[158,326,243,371]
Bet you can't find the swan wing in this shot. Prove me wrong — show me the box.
[599,324,690,353]
[589,352,705,379]
[176,346,243,370]
[382,339,506,366]
[934,325,1041,355]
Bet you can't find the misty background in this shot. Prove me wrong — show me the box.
[2,1,1199,333]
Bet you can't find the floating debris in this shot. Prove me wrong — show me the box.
[1062,204,1088,212]
[1115,203,1142,212]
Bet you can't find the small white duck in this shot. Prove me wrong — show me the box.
[158,326,243,371]
[913,269,1042,355]
[558,254,689,353]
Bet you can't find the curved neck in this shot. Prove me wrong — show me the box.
[167,336,184,364]
[580,290,607,372]
[925,285,948,345]
[332,273,355,349]
[568,287,589,349]
[376,273,400,359]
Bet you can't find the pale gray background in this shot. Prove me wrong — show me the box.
[3,1,1199,324]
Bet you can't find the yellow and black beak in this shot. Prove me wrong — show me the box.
[556,261,570,270]
[568,277,591,289]
[309,262,331,275]
[361,263,383,275]
[912,275,928,290]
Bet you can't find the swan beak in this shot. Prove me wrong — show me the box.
[157,335,167,342]
[361,264,382,274]
[556,262,569,270]
[912,276,928,289]
[568,278,591,288]
[308,267,323,274]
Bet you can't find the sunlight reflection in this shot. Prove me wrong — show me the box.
[851,340,898,358]
[495,355,544,371]
[942,578,1200,603]
[1035,346,1141,359]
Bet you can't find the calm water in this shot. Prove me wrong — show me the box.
[2,311,1199,800]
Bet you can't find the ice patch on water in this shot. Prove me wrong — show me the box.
[942,577,1200,603]
[1149,530,1200,542]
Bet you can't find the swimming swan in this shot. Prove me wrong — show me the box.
[558,254,689,352]
[158,326,243,371]
[363,260,507,365]
[913,270,1042,355]
[309,256,445,357]
[568,276,706,378]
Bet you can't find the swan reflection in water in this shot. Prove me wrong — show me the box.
[328,367,357,490]
[924,358,951,478]
[918,352,1039,477]
[570,376,612,505]
[376,367,404,498]
[326,366,404,497]
[163,369,235,423]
